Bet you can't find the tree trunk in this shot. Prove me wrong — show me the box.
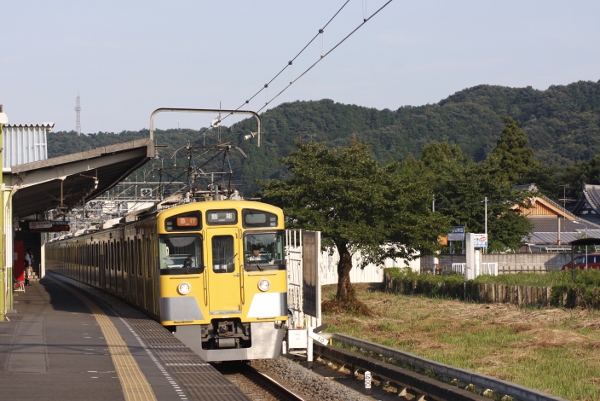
[336,242,355,301]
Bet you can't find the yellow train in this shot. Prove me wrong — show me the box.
[45,199,288,361]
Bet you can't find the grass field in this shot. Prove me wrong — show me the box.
[321,283,600,401]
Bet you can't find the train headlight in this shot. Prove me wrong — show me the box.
[257,278,270,292]
[177,282,191,295]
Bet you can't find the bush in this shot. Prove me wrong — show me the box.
[385,267,464,298]
[472,270,600,287]
[384,268,600,308]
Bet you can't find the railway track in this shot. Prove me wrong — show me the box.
[311,334,568,401]
[213,362,306,401]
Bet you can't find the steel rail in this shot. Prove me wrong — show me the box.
[320,333,568,401]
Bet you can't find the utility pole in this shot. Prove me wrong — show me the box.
[558,185,570,247]
[484,197,488,253]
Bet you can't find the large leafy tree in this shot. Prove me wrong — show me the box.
[260,141,448,302]
[412,142,468,212]
[437,161,533,252]
[411,141,532,252]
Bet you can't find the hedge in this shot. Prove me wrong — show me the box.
[383,268,600,309]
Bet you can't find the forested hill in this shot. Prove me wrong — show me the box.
[47,79,600,195]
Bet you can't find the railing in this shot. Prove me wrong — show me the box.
[452,263,466,274]
[481,263,498,276]
[498,265,561,274]
[451,263,498,276]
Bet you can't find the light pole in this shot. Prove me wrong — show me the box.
[573,220,589,270]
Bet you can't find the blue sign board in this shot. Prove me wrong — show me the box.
[448,226,465,241]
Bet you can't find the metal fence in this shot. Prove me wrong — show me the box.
[285,230,305,329]
[451,263,499,276]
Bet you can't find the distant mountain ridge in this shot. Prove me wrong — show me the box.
[48,80,600,195]
[249,80,600,167]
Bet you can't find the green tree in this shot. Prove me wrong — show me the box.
[410,142,532,252]
[488,117,540,184]
[560,155,600,193]
[418,142,467,174]
[261,141,448,303]
[434,160,533,252]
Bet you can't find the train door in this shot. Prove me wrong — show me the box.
[144,237,154,310]
[99,243,106,290]
[135,238,143,307]
[128,240,135,304]
[207,229,242,313]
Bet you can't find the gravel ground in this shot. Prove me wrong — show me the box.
[250,356,393,401]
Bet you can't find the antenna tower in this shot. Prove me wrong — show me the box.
[75,93,81,135]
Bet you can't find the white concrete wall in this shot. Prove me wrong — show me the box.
[440,253,575,273]
[319,248,419,285]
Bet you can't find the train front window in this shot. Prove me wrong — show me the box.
[159,235,204,275]
[243,231,285,271]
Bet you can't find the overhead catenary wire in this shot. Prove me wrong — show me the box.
[258,0,392,114]
[222,0,394,123]
[237,0,351,111]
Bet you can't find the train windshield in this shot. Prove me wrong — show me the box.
[159,235,204,275]
[243,231,285,271]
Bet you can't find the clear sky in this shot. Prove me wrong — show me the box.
[2,0,599,134]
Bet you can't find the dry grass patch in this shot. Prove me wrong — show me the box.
[515,328,593,348]
[321,283,600,400]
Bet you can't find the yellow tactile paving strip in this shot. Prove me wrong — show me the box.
[50,277,157,401]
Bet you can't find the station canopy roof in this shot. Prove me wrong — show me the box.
[11,138,154,218]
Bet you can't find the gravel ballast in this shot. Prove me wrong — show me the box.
[250,356,373,401]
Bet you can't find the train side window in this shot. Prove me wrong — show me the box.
[110,242,115,270]
[117,241,122,272]
[212,236,235,273]
[146,237,152,278]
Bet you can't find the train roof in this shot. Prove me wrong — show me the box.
[155,198,283,217]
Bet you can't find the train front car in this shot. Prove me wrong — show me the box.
[157,200,288,361]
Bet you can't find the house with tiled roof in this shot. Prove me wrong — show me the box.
[515,184,600,252]
[571,184,600,226]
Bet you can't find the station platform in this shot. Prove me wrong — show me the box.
[0,272,251,401]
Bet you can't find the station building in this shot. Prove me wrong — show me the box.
[0,105,153,320]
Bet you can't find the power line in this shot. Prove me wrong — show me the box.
[259,1,393,114]
[224,0,394,122]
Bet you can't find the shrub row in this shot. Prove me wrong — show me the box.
[383,268,600,308]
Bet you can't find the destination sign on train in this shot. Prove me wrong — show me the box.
[207,210,237,224]
[177,216,199,226]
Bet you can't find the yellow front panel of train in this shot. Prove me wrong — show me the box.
[159,275,208,325]
[243,270,288,321]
